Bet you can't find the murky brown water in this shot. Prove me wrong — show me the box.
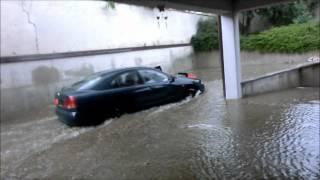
[1,67,319,179]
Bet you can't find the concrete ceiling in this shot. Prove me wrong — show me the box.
[114,0,294,14]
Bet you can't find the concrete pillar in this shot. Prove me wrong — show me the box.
[219,13,242,99]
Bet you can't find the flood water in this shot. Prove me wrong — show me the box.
[1,66,319,179]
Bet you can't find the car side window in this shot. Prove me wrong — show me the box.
[111,71,142,88]
[138,69,169,84]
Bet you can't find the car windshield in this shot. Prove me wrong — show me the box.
[70,74,103,90]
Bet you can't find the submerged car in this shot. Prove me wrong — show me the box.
[54,67,205,126]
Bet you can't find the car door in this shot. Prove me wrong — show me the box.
[109,70,154,111]
[138,69,175,106]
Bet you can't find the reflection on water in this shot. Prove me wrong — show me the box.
[1,68,319,179]
[190,97,320,179]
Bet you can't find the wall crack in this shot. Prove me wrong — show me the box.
[21,1,40,53]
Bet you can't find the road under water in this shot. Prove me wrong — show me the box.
[1,66,319,179]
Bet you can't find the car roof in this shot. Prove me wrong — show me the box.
[98,66,160,77]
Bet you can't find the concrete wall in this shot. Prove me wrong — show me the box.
[240,51,320,65]
[300,63,320,87]
[242,69,301,97]
[0,0,203,56]
[315,5,320,21]
[192,50,319,68]
[238,13,272,34]
[248,15,272,34]
[193,51,222,69]
[242,63,320,97]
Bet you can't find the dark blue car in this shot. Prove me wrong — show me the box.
[54,67,205,126]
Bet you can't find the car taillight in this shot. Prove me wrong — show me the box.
[187,73,197,79]
[63,96,77,109]
[53,98,59,106]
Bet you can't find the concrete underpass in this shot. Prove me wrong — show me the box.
[1,0,319,179]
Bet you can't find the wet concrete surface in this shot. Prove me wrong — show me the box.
[1,67,320,179]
